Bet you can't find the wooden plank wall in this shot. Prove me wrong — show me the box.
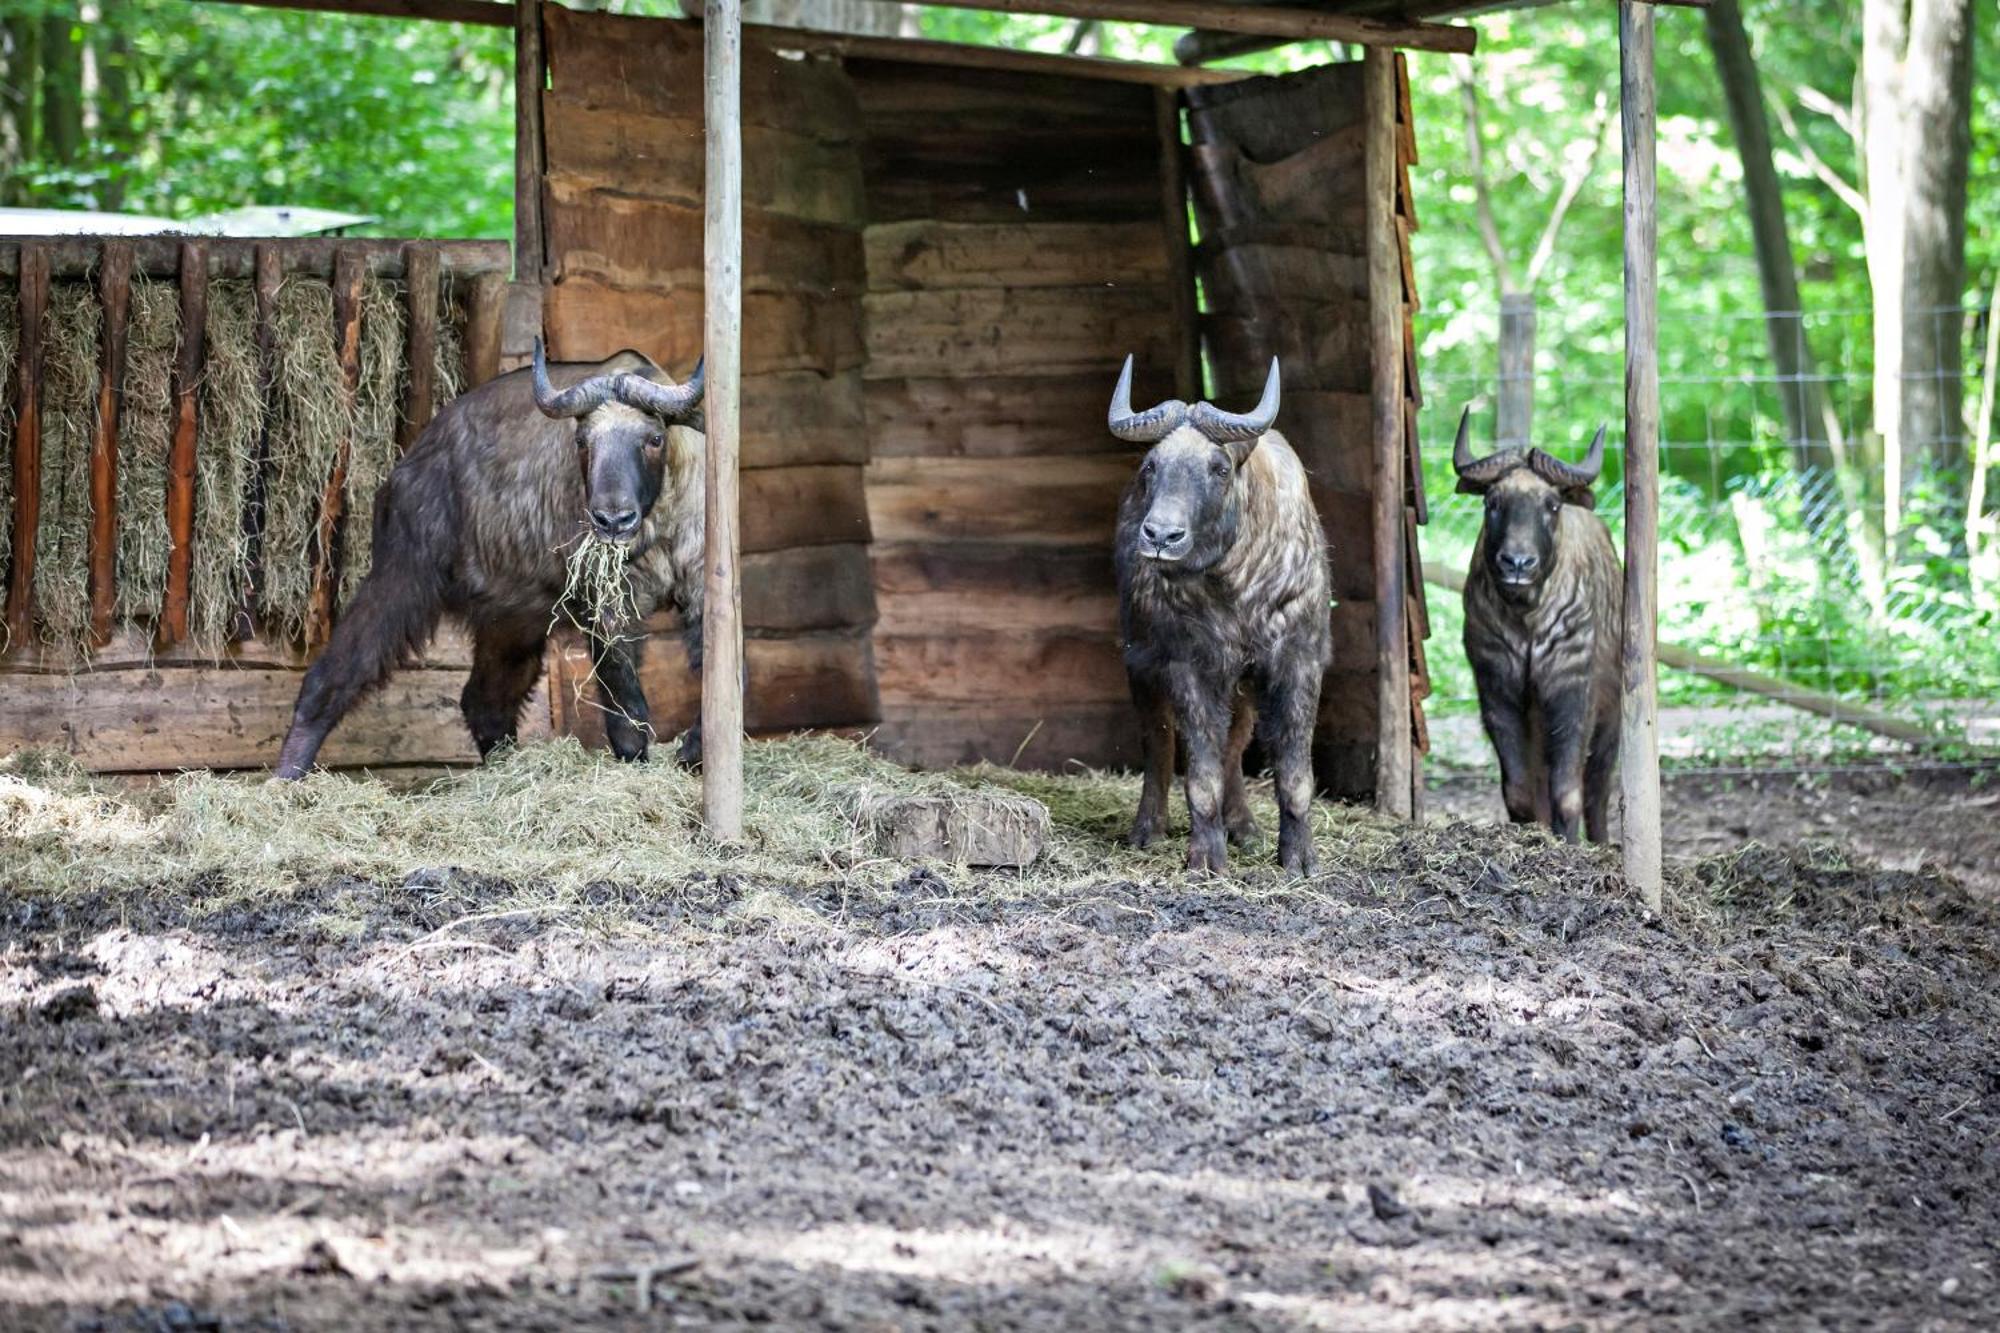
[537,8,881,745]
[850,59,1181,771]
[1186,59,1430,801]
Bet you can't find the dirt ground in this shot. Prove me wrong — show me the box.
[4,762,2000,1330]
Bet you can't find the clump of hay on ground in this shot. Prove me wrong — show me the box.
[0,298,17,606]
[116,272,181,625]
[259,278,344,644]
[35,282,101,658]
[190,281,262,657]
[338,277,405,609]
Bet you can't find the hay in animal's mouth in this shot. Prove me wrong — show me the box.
[555,532,640,635]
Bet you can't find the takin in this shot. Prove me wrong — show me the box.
[1453,409,1623,843]
[272,339,705,780]
[1110,355,1331,876]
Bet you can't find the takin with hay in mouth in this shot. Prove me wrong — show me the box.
[273,339,705,780]
[1110,355,1332,877]
[1453,409,1623,844]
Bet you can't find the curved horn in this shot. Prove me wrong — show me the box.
[1107,354,1188,444]
[615,356,706,420]
[531,337,617,419]
[1190,357,1281,443]
[1450,406,1521,491]
[1530,423,1608,490]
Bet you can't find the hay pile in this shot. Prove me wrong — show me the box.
[0,298,17,603]
[115,273,181,624]
[258,278,345,644]
[34,282,101,657]
[338,278,406,609]
[434,279,467,412]
[190,281,263,657]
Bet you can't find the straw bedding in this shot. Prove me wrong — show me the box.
[189,280,263,657]
[115,272,181,624]
[34,282,101,657]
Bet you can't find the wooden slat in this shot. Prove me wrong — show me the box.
[400,241,441,448]
[738,370,869,470]
[875,630,1126,708]
[1188,127,1367,237]
[544,279,862,378]
[0,237,512,281]
[871,543,1117,637]
[862,286,1174,380]
[89,241,134,643]
[464,271,506,388]
[5,244,49,645]
[741,464,872,553]
[1203,307,1371,396]
[863,220,1166,292]
[544,181,865,293]
[862,125,1161,225]
[307,246,366,651]
[160,241,207,647]
[907,0,1474,54]
[542,111,867,227]
[0,664,551,772]
[865,373,1166,459]
[866,454,1128,546]
[514,0,546,284]
[1366,47,1410,819]
[869,704,1139,772]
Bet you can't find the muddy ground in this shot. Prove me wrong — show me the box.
[4,771,2000,1330]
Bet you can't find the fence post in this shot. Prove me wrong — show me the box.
[703,0,746,841]
[1367,45,1412,819]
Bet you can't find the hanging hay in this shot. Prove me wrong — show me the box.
[434,278,467,411]
[35,282,101,658]
[115,272,181,626]
[190,281,262,658]
[258,278,344,645]
[338,277,405,609]
[554,534,639,637]
[0,298,18,605]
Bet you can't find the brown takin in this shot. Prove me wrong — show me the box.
[1453,409,1622,843]
[1111,356,1331,876]
[273,339,705,779]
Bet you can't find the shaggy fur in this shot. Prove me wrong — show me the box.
[1461,467,1623,843]
[273,352,704,779]
[1117,424,1332,875]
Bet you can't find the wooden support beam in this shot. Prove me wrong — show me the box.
[161,241,208,647]
[1365,47,1411,820]
[1155,88,1202,402]
[400,240,441,448]
[703,0,746,841]
[1173,29,1283,65]
[464,271,506,388]
[5,244,49,647]
[89,240,134,644]
[1619,0,1662,911]
[898,0,1474,53]
[513,0,546,286]
[307,245,365,650]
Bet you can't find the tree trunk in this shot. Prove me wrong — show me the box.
[1495,291,1535,448]
[40,6,82,168]
[1896,0,1974,506]
[0,18,41,196]
[1703,0,1842,481]
[1861,0,1907,534]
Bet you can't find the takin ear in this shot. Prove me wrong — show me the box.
[1455,478,1489,497]
[1562,486,1597,508]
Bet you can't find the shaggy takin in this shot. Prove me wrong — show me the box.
[1111,355,1331,876]
[1454,410,1622,843]
[273,339,705,780]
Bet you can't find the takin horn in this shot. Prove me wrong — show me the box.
[614,357,706,421]
[1107,354,1189,444]
[531,336,619,419]
[1189,357,1281,445]
[1529,423,1608,491]
[1451,406,1526,493]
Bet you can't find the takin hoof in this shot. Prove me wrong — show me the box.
[1225,816,1264,850]
[1126,814,1161,849]
[1185,838,1231,877]
[1278,838,1320,879]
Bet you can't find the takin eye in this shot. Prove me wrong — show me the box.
[1139,458,1157,483]
[645,432,665,453]
[1546,493,1563,514]
[1209,455,1231,480]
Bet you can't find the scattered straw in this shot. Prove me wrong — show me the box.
[190,281,262,657]
[434,278,467,411]
[0,298,17,606]
[35,282,100,658]
[339,277,405,609]
[259,278,344,644]
[116,272,181,626]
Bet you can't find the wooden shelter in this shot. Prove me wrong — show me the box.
[0,0,1670,900]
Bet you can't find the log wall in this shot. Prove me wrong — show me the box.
[1186,58,1431,801]
[539,6,881,745]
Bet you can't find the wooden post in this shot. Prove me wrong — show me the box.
[1366,47,1411,819]
[1155,88,1202,402]
[703,0,746,840]
[6,245,49,646]
[307,244,365,650]
[400,240,441,449]
[89,240,135,644]
[1619,0,1663,912]
[464,270,506,388]
[513,0,547,286]
[161,241,208,647]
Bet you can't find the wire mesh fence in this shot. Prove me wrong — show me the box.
[1412,303,2000,771]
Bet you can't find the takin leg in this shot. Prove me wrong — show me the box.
[273,553,444,779]
[460,620,549,759]
[591,630,654,762]
[673,606,706,769]
[1258,655,1322,877]
[1127,673,1176,849]
[1474,692,1538,827]
[1223,689,1261,849]
[1167,665,1234,876]
[1540,685,1594,844]
[1583,711,1621,844]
